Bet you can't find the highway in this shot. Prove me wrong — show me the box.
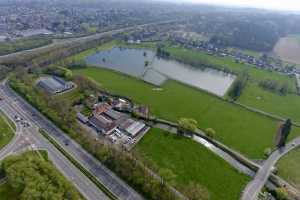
[241,137,300,200]
[0,88,110,200]
[0,80,144,200]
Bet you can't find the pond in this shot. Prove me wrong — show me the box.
[85,47,236,96]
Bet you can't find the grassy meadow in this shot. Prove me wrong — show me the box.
[135,128,249,200]
[238,82,300,124]
[277,146,300,190]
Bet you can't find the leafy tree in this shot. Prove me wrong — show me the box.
[205,128,216,138]
[182,182,210,200]
[277,119,292,148]
[1,151,82,200]
[177,118,198,135]
[275,187,289,200]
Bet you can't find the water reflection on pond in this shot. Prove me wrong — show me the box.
[85,47,236,96]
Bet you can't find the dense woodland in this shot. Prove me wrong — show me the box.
[1,151,82,200]
[188,12,300,51]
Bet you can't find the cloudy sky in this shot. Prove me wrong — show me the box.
[158,0,300,12]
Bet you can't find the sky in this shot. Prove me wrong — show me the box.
[158,0,300,12]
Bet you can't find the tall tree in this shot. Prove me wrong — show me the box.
[276,119,292,148]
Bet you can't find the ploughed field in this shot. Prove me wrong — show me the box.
[135,128,250,200]
[274,35,300,65]
[73,67,300,159]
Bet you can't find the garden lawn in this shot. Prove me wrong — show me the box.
[73,67,300,158]
[277,146,300,190]
[0,114,15,150]
[238,82,300,124]
[135,128,249,200]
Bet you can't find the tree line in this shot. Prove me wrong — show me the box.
[258,79,289,95]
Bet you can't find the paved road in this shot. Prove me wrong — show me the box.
[0,80,144,200]
[0,91,110,200]
[241,137,300,200]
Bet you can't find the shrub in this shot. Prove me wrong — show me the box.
[264,148,272,157]
[205,128,216,138]
[275,187,289,200]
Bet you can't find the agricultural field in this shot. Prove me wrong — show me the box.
[274,34,300,65]
[238,82,300,124]
[0,37,52,56]
[73,67,300,158]
[0,113,15,150]
[276,146,300,190]
[135,128,249,200]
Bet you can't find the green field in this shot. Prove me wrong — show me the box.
[238,82,300,124]
[165,45,297,92]
[73,67,300,158]
[0,114,15,150]
[135,128,249,200]
[277,147,300,190]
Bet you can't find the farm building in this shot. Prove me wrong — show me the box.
[37,76,73,94]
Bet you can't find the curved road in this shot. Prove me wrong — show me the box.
[241,137,300,200]
[0,85,110,200]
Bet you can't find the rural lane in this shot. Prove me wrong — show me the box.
[241,137,300,200]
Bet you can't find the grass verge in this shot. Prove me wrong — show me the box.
[0,113,15,150]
